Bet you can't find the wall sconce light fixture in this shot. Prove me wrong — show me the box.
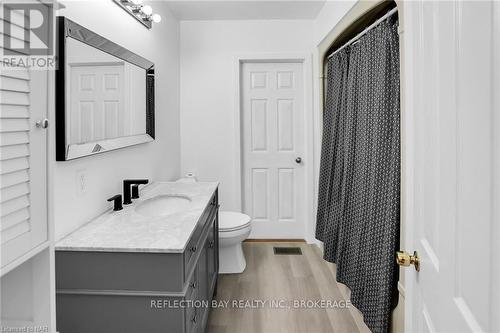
[113,0,162,29]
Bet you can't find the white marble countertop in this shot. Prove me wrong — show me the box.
[55,181,218,253]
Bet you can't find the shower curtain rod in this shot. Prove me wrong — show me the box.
[327,7,398,59]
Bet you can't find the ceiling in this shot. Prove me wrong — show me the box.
[163,1,327,20]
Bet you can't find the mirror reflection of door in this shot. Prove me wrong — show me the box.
[69,64,124,144]
[66,38,146,146]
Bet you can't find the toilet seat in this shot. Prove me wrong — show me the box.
[219,211,251,232]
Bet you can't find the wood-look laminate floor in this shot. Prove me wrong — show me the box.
[207,242,371,333]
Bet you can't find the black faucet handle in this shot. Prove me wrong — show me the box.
[107,194,123,211]
[131,184,140,199]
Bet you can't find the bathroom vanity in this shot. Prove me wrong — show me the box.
[55,182,219,333]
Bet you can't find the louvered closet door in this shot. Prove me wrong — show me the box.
[0,13,48,271]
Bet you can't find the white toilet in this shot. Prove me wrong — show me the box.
[218,211,251,274]
[176,175,252,274]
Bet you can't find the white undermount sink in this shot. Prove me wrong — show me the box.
[135,194,192,217]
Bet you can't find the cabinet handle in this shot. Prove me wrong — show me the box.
[209,240,215,248]
[190,246,197,252]
[191,281,198,289]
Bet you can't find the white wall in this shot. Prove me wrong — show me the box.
[53,0,180,240]
[179,20,314,213]
[178,6,357,239]
[493,3,500,330]
[313,1,356,45]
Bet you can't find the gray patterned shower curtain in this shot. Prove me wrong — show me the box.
[315,17,400,333]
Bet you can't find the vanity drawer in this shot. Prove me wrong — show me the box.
[57,293,185,333]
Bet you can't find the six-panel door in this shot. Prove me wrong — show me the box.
[241,61,306,239]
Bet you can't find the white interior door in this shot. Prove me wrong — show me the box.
[403,1,499,332]
[241,61,305,239]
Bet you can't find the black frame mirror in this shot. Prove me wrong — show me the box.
[56,17,155,161]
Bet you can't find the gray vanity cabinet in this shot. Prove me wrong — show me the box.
[56,190,219,333]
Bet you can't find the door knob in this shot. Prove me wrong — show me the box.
[396,251,420,272]
[35,118,49,129]
[295,157,302,164]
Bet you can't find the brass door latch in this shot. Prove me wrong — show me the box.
[396,251,420,271]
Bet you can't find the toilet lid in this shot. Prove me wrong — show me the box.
[219,211,251,231]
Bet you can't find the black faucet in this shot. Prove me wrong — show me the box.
[123,179,149,204]
[107,194,123,211]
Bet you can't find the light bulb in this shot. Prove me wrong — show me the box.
[151,13,162,23]
[141,5,153,16]
[129,0,143,5]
